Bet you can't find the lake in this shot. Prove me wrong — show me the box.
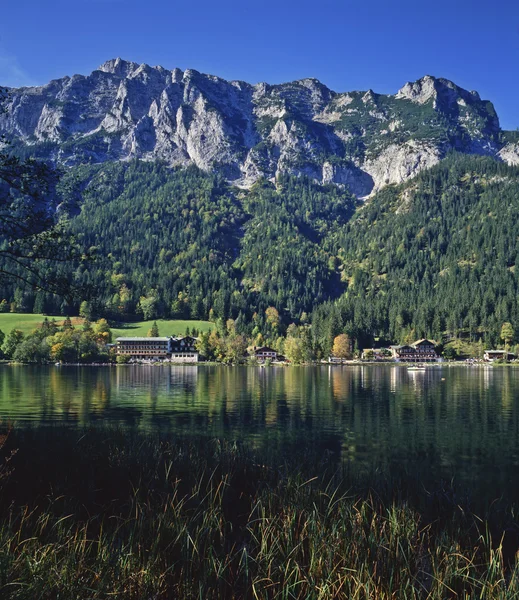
[1,364,519,499]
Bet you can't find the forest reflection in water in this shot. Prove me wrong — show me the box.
[1,364,519,498]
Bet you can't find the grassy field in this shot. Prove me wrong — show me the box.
[0,313,214,337]
[110,318,214,337]
[0,313,65,335]
[0,427,518,598]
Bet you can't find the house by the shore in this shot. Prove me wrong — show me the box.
[116,336,199,362]
[483,349,516,362]
[170,336,199,363]
[390,339,440,363]
[251,346,284,363]
[115,337,172,359]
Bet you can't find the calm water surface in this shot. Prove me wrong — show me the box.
[1,364,519,496]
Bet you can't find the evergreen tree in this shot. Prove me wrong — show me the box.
[148,321,160,337]
[40,318,58,337]
[33,292,46,315]
[79,301,93,321]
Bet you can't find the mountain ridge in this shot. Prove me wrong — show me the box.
[2,58,518,197]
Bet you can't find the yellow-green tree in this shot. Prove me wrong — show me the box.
[284,336,305,364]
[500,322,515,351]
[224,334,248,364]
[94,319,112,344]
[208,330,225,362]
[226,319,236,335]
[1,329,24,358]
[332,334,352,359]
[265,307,280,330]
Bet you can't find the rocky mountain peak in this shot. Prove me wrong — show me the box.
[171,68,184,83]
[362,90,377,104]
[396,75,486,109]
[98,57,138,77]
[395,75,438,104]
[0,59,513,197]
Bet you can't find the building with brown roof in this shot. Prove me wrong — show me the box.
[390,339,439,362]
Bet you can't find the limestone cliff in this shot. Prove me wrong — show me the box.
[1,59,513,197]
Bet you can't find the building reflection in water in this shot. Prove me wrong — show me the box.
[2,364,519,503]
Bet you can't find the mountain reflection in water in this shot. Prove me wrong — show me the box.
[1,364,518,501]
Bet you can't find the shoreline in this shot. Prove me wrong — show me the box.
[2,360,518,368]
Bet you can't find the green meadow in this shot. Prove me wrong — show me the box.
[110,319,214,338]
[0,313,214,337]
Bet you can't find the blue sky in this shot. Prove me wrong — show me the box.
[1,0,519,129]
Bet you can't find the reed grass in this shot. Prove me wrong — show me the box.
[0,427,518,599]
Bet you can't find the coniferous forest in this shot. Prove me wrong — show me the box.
[1,153,519,350]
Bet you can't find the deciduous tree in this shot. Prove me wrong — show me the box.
[284,336,305,364]
[94,318,112,344]
[332,334,352,360]
[265,307,280,330]
[138,295,158,321]
[1,329,24,358]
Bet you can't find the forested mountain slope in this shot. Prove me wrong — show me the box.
[0,162,355,327]
[2,59,519,346]
[2,154,518,348]
[314,155,519,345]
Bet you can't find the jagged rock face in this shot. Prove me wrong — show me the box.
[364,141,442,193]
[499,142,519,166]
[396,75,483,108]
[0,59,512,197]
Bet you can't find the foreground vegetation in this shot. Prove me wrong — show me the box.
[0,427,518,598]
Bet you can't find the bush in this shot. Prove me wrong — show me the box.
[443,345,458,360]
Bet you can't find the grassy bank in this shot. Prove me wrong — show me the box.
[0,428,518,599]
[0,313,214,337]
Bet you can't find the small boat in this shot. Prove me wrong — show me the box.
[407,366,426,371]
